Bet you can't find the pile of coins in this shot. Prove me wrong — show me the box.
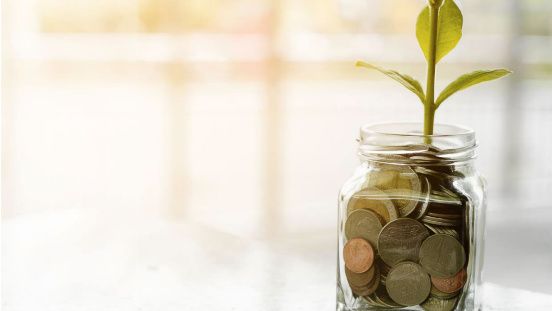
[342,156,469,311]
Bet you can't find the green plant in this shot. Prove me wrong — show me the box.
[356,0,511,137]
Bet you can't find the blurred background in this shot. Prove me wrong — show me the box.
[2,0,552,309]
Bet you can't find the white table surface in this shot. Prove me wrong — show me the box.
[3,208,552,311]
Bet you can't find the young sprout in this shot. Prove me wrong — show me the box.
[356,0,511,138]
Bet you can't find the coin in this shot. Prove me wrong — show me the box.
[430,190,463,206]
[430,285,460,300]
[386,261,431,306]
[414,163,462,179]
[420,220,458,228]
[424,224,460,240]
[364,267,381,296]
[362,295,382,308]
[410,176,432,219]
[349,266,380,296]
[414,166,455,183]
[347,188,398,223]
[345,209,383,248]
[365,165,422,217]
[365,168,396,189]
[440,229,460,240]
[363,293,384,308]
[426,192,463,207]
[373,288,402,308]
[345,265,376,287]
[378,218,429,266]
[343,238,375,274]
[422,215,459,222]
[419,234,466,278]
[364,283,397,308]
[427,212,462,219]
[431,268,467,294]
[420,296,458,311]
[421,215,462,227]
[349,283,371,297]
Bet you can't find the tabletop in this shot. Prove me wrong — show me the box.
[3,208,552,310]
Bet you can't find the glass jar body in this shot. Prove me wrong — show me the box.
[336,124,486,311]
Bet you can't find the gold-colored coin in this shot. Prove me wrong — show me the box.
[345,209,383,249]
[378,218,429,266]
[364,165,422,217]
[419,234,466,278]
[420,296,458,311]
[386,261,431,306]
[347,188,398,223]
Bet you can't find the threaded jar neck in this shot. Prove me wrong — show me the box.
[358,123,477,166]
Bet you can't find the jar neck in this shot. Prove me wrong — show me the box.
[358,123,477,166]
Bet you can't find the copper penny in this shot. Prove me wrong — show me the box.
[343,238,374,274]
[431,269,467,294]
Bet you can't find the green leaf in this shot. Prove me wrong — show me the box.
[435,69,512,108]
[356,61,425,104]
[416,0,463,63]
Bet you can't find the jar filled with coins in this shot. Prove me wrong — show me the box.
[337,123,485,311]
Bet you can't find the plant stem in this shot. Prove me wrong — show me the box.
[424,4,439,142]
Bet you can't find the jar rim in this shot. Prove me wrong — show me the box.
[358,122,477,165]
[361,122,474,138]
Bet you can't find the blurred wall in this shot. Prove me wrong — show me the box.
[3,0,552,238]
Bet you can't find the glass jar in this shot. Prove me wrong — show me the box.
[337,123,485,311]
